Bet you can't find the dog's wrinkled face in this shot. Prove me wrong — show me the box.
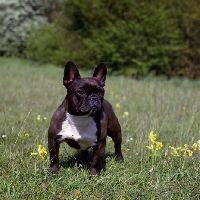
[67,78,105,116]
[63,61,107,116]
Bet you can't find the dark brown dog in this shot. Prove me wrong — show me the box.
[48,61,123,175]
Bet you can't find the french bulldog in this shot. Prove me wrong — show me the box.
[48,61,124,175]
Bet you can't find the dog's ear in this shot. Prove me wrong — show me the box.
[63,61,80,88]
[93,62,107,87]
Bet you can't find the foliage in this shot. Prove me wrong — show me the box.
[27,0,183,76]
[63,0,183,76]
[0,0,50,56]
[163,0,200,78]
[2,0,200,77]
[26,24,85,66]
[1,58,200,199]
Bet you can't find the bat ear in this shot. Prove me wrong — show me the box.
[63,61,80,88]
[93,62,107,86]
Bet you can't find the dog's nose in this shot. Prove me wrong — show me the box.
[91,96,98,102]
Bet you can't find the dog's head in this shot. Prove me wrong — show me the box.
[63,61,107,116]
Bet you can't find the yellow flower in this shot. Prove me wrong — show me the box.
[37,115,41,120]
[169,146,180,156]
[191,140,200,151]
[30,145,47,160]
[23,132,30,138]
[187,150,193,156]
[171,149,180,157]
[116,103,121,108]
[148,130,157,144]
[73,190,81,197]
[155,141,163,150]
[191,143,197,150]
[124,148,130,152]
[146,144,154,150]
[38,145,47,160]
[182,106,187,111]
[30,152,38,156]
[146,130,163,152]
[169,143,195,157]
[123,111,129,117]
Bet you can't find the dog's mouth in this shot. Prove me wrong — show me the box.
[89,106,98,115]
[72,106,99,117]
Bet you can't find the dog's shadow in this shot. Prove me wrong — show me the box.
[60,150,115,172]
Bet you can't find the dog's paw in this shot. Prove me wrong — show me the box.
[49,165,59,174]
[89,168,100,176]
[115,154,124,162]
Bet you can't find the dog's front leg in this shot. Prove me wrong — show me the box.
[90,139,106,175]
[48,136,60,173]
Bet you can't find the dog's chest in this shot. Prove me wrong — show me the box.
[58,113,98,150]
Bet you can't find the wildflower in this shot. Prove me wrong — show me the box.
[73,190,81,197]
[30,152,38,156]
[149,167,154,173]
[169,146,180,156]
[2,135,6,138]
[169,144,194,157]
[191,140,200,150]
[43,117,47,122]
[126,138,133,142]
[30,144,47,160]
[191,143,197,151]
[171,149,180,157]
[155,141,163,150]
[148,130,157,144]
[23,132,30,139]
[182,106,187,111]
[187,150,193,156]
[123,111,129,118]
[36,115,41,120]
[116,103,121,108]
[38,145,47,160]
[146,130,163,152]
[124,148,130,152]
[146,144,154,150]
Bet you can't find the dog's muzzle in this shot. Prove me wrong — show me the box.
[89,106,98,114]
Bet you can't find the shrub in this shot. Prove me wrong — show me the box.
[0,0,49,56]
[26,24,86,66]
[27,0,183,76]
[63,0,183,76]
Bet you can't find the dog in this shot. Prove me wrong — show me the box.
[48,61,124,175]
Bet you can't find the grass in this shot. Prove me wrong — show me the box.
[0,57,200,199]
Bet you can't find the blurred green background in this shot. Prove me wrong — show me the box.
[1,0,200,78]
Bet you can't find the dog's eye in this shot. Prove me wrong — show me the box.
[78,90,86,95]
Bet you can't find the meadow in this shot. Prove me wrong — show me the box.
[0,57,200,199]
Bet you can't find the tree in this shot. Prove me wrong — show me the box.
[26,0,183,77]
[163,0,200,78]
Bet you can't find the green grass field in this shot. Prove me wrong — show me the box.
[1,57,200,199]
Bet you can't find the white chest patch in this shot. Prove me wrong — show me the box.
[58,113,98,150]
